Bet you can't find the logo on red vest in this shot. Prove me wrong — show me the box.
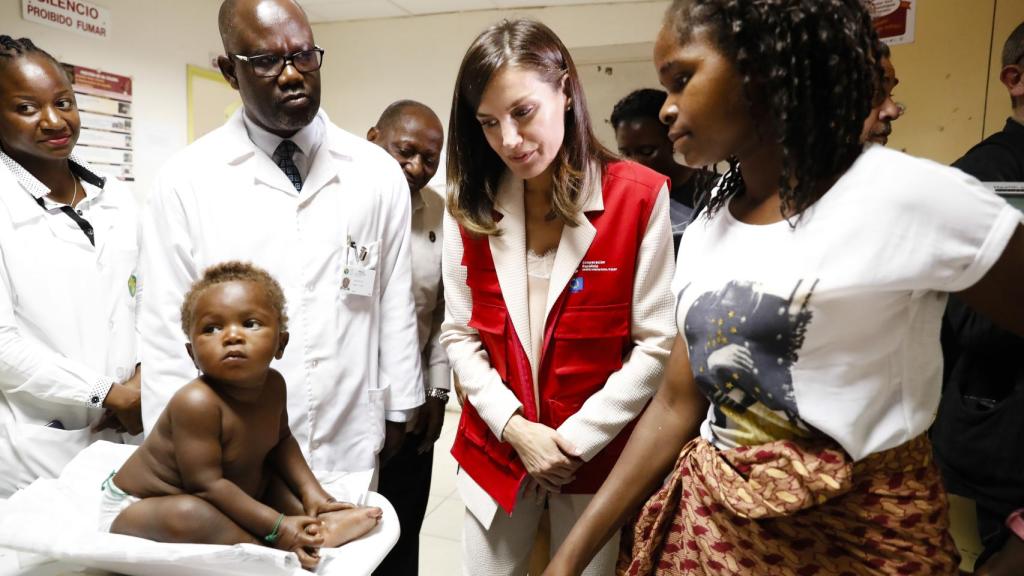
[580,259,618,273]
[569,276,584,293]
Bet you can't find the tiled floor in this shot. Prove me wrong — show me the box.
[420,408,465,575]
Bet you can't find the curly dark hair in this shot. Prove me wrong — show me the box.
[180,261,289,337]
[610,88,668,129]
[447,19,615,236]
[665,0,883,221]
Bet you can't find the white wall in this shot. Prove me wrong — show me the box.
[311,1,671,141]
[578,58,660,150]
[2,0,226,196]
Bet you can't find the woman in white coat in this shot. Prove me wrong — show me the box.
[0,36,141,497]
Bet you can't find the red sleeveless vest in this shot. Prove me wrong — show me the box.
[451,161,667,513]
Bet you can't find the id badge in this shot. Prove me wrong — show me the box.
[342,235,377,296]
[341,264,375,296]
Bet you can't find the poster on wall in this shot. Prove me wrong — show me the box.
[867,0,915,46]
[62,64,134,183]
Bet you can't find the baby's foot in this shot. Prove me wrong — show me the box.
[318,506,382,547]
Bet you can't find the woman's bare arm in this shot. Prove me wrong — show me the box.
[544,335,708,575]
[957,226,1024,336]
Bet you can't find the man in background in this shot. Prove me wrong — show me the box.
[368,100,449,576]
[611,89,714,251]
[933,20,1024,576]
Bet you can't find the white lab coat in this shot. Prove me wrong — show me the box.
[0,155,138,497]
[138,109,423,480]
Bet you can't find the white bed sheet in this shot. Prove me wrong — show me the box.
[0,442,398,576]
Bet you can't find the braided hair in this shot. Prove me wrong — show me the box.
[0,36,62,69]
[665,0,883,221]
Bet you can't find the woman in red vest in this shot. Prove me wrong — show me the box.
[440,18,678,575]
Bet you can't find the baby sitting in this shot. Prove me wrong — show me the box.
[100,262,381,569]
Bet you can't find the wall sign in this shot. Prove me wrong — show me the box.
[867,0,915,46]
[22,0,111,39]
[64,64,134,182]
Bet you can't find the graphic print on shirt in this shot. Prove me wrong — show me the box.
[682,279,818,447]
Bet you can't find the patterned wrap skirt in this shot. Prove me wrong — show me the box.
[618,435,959,575]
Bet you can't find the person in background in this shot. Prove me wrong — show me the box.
[611,88,715,250]
[138,0,423,499]
[544,1,1024,574]
[861,43,903,146]
[443,18,676,575]
[0,35,141,497]
[933,20,1024,576]
[367,99,449,576]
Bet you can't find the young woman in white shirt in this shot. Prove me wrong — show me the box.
[544,1,1024,575]
[0,36,141,497]
[441,18,677,575]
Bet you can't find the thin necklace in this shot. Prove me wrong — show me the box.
[68,176,79,208]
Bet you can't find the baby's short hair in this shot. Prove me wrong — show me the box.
[179,261,288,336]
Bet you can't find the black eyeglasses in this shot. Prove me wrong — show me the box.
[232,46,325,78]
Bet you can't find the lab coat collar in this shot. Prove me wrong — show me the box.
[412,183,443,214]
[240,109,321,163]
[0,150,108,225]
[220,108,357,200]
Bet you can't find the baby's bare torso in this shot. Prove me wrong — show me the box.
[115,375,285,499]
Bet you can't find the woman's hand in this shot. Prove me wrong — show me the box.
[502,414,582,492]
[95,373,142,435]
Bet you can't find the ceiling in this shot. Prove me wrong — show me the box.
[298,0,655,23]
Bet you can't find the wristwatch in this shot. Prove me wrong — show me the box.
[426,387,450,404]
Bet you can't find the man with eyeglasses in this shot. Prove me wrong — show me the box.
[138,0,423,515]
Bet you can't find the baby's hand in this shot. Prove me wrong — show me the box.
[302,493,354,518]
[313,499,355,518]
[290,543,321,571]
[273,515,323,560]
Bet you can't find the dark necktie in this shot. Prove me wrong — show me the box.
[273,140,302,191]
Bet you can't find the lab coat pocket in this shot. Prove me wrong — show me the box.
[366,383,390,455]
[0,421,92,496]
[339,239,382,300]
[345,238,381,270]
